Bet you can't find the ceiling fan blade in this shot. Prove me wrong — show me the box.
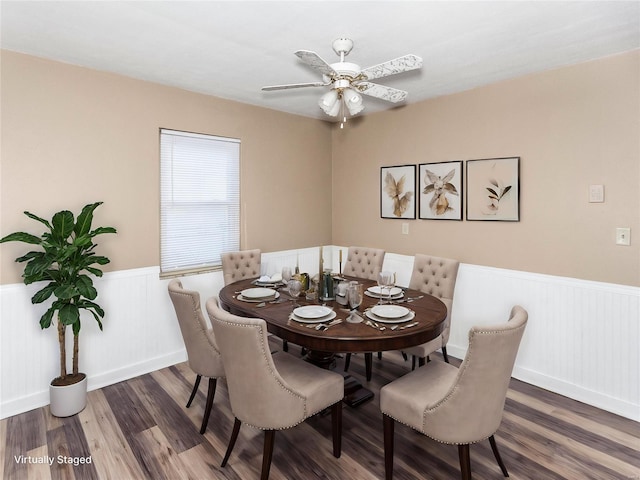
[262,82,328,91]
[295,50,337,76]
[361,54,423,81]
[358,82,408,103]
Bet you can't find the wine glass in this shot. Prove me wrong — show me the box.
[377,271,393,305]
[384,271,396,304]
[346,283,364,323]
[378,271,394,304]
[288,279,302,307]
[282,266,292,284]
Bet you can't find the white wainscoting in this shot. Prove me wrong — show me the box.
[1,246,638,421]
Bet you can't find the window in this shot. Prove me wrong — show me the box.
[160,129,240,276]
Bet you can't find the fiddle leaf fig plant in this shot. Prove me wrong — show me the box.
[0,202,116,386]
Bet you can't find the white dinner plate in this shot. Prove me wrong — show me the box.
[293,305,333,319]
[365,309,415,324]
[290,310,337,324]
[241,287,277,299]
[237,292,279,303]
[371,305,410,319]
[364,291,404,300]
[367,286,404,297]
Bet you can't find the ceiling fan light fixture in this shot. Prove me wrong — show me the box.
[319,89,340,115]
[343,87,364,115]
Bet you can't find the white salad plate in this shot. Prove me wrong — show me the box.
[241,287,278,299]
[237,291,279,303]
[365,309,415,324]
[290,310,337,324]
[293,305,334,319]
[367,286,404,297]
[370,305,410,319]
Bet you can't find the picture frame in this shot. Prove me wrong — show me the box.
[418,161,463,220]
[466,157,520,221]
[380,165,416,219]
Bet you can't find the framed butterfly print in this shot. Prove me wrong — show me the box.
[418,161,463,220]
[380,165,416,219]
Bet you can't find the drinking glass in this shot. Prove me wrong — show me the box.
[282,266,292,284]
[378,271,394,304]
[288,279,302,307]
[346,283,364,323]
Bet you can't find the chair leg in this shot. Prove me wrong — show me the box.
[418,357,426,368]
[489,435,509,477]
[261,430,276,480]
[442,346,450,363]
[377,351,382,360]
[365,353,373,381]
[282,339,288,352]
[401,351,408,361]
[383,414,395,480]
[344,353,352,372]
[331,401,342,458]
[199,378,217,434]
[458,444,472,480]
[411,355,416,371]
[186,374,202,408]
[221,417,242,467]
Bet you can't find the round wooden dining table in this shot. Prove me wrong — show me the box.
[218,276,447,406]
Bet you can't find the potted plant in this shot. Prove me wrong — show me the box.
[0,202,116,416]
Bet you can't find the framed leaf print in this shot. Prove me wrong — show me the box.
[466,157,520,221]
[380,165,416,219]
[418,161,463,220]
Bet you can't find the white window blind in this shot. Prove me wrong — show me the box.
[160,129,240,276]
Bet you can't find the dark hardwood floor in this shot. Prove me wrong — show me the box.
[2,338,639,480]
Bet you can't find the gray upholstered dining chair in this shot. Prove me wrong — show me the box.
[342,246,386,380]
[220,248,262,285]
[380,306,528,480]
[403,254,459,368]
[206,296,344,480]
[168,279,225,434]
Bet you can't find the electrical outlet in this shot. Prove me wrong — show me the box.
[616,227,631,246]
[402,223,409,235]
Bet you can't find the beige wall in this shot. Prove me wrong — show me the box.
[0,51,333,285]
[332,50,640,286]
[2,50,638,287]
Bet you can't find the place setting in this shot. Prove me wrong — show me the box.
[363,304,417,331]
[289,305,342,331]
[236,287,280,303]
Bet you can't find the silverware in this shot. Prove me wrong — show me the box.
[306,319,343,331]
[365,320,386,331]
[399,321,419,330]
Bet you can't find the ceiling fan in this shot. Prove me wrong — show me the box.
[262,38,422,124]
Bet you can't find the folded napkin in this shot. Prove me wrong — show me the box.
[258,273,282,283]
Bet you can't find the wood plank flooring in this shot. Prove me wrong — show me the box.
[2,339,639,480]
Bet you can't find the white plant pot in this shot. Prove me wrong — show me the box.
[49,374,87,417]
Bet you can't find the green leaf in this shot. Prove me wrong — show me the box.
[32,284,57,304]
[76,275,97,300]
[40,307,55,329]
[89,226,117,237]
[59,304,79,326]
[0,232,42,245]
[91,256,111,266]
[23,255,54,279]
[54,285,78,299]
[85,267,104,277]
[74,202,101,237]
[24,211,52,229]
[16,251,44,263]
[72,320,81,336]
[52,210,75,241]
[79,300,104,318]
[87,309,104,330]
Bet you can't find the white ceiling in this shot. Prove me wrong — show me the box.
[2,1,639,121]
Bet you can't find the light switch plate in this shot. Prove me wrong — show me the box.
[402,223,409,235]
[616,227,631,246]
[589,184,604,203]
